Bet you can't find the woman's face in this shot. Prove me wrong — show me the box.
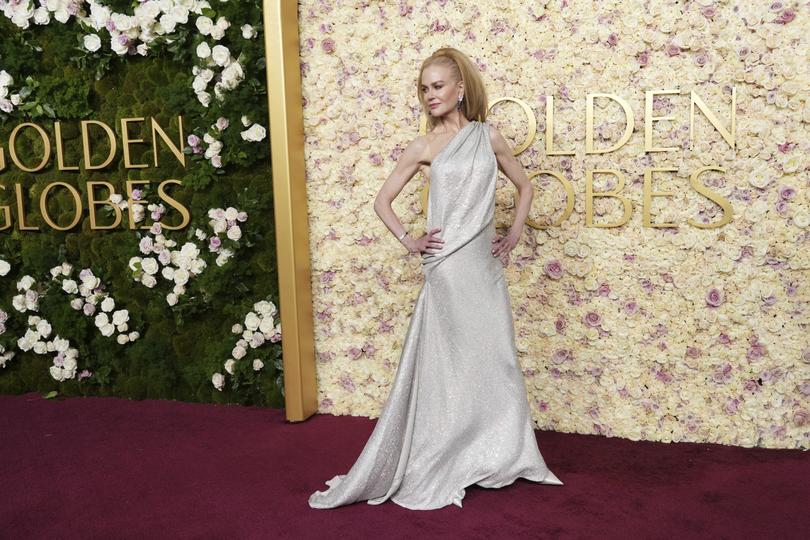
[420,64,462,118]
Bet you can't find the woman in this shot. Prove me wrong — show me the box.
[309,47,563,511]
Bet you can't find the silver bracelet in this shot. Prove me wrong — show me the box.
[397,230,408,242]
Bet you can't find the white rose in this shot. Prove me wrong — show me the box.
[83,34,102,52]
[112,309,129,326]
[212,372,224,390]
[793,211,809,228]
[101,323,115,337]
[173,268,190,286]
[101,296,115,312]
[33,7,50,24]
[128,331,140,341]
[196,16,214,35]
[161,266,175,281]
[224,207,239,220]
[259,316,275,334]
[252,359,264,371]
[211,45,231,67]
[70,298,84,310]
[166,292,178,306]
[240,123,266,142]
[12,295,25,312]
[141,258,159,275]
[197,91,211,107]
[36,319,51,338]
[232,345,247,360]
[224,359,236,374]
[18,275,35,291]
[241,24,256,39]
[116,334,129,345]
[0,259,9,276]
[141,274,157,288]
[61,279,78,294]
[33,342,47,354]
[244,312,260,331]
[226,225,242,241]
[196,42,211,59]
[94,313,109,328]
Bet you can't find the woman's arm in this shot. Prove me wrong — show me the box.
[373,137,444,255]
[487,123,534,260]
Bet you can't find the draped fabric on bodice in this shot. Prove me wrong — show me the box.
[308,120,563,511]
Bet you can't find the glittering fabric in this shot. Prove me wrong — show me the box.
[308,120,563,511]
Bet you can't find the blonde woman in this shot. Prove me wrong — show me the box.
[309,47,562,511]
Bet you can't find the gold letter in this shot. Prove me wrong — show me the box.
[14,183,39,230]
[525,170,575,229]
[54,122,79,171]
[40,182,83,231]
[690,88,736,150]
[157,179,191,230]
[688,166,733,229]
[0,184,10,231]
[80,120,117,170]
[643,168,678,228]
[121,117,148,169]
[151,116,186,167]
[86,181,122,230]
[9,123,51,172]
[586,94,634,154]
[585,169,632,228]
[545,95,575,156]
[644,90,679,153]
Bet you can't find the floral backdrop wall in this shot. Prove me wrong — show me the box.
[298,1,809,449]
[0,1,283,408]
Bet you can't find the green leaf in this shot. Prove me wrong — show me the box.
[43,391,59,399]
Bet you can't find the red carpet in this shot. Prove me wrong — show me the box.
[0,392,807,539]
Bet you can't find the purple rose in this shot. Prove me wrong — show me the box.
[665,43,681,56]
[78,369,92,380]
[322,38,335,53]
[187,134,201,147]
[83,303,96,316]
[551,349,572,364]
[209,236,222,252]
[705,288,724,307]
[583,311,601,327]
[778,185,796,200]
[544,260,563,279]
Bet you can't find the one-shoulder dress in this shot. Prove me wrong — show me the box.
[308,120,563,510]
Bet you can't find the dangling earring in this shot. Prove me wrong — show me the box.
[456,94,463,110]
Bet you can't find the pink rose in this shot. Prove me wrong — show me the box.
[705,288,724,307]
[544,260,563,279]
[322,38,335,53]
[665,43,681,57]
[583,311,601,327]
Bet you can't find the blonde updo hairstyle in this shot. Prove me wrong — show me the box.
[417,47,488,131]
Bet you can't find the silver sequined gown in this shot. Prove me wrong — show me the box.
[309,120,563,510]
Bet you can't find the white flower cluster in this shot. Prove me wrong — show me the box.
[204,206,247,265]
[0,0,73,28]
[0,310,14,369]
[51,263,139,344]
[211,299,281,391]
[186,116,229,168]
[0,1,250,110]
[239,115,266,142]
[129,222,207,305]
[0,70,23,114]
[8,274,80,381]
[193,35,244,107]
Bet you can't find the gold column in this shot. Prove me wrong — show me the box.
[262,0,318,421]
